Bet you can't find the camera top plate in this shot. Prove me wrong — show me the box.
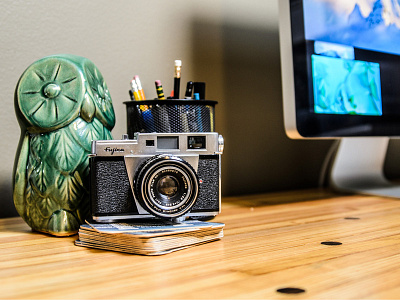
[91,132,223,157]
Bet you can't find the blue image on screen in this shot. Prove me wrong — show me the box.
[304,0,400,56]
[314,41,355,59]
[312,55,382,116]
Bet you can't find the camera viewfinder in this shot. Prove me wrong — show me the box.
[188,136,206,149]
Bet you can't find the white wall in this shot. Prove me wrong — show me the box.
[3,0,400,218]
[0,0,282,217]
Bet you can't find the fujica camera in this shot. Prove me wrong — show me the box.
[90,132,224,222]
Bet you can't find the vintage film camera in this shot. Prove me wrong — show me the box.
[90,132,224,222]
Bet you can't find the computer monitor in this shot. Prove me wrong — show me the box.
[279,0,400,197]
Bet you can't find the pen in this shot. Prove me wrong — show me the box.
[129,90,134,101]
[134,75,146,100]
[193,82,206,100]
[174,60,182,99]
[155,80,166,100]
[185,81,193,99]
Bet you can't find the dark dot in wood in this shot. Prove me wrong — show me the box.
[344,217,360,220]
[276,287,306,294]
[321,241,342,246]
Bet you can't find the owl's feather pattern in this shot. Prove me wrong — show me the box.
[13,55,115,236]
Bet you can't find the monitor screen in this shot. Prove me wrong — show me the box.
[279,0,400,137]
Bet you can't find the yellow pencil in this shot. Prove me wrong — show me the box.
[130,79,148,111]
[134,75,146,100]
[130,79,141,100]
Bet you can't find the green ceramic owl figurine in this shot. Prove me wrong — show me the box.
[13,54,115,236]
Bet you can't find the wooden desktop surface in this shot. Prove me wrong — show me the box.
[2,189,400,299]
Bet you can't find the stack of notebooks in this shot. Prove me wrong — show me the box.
[75,220,224,256]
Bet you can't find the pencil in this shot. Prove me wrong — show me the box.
[174,60,181,99]
[155,80,166,100]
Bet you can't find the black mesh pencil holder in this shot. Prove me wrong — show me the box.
[124,100,217,137]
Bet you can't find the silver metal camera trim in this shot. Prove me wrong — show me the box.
[91,132,223,222]
[91,132,223,157]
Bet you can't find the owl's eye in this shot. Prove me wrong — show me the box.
[17,57,85,130]
[83,62,115,128]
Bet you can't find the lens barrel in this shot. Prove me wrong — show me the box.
[134,155,199,218]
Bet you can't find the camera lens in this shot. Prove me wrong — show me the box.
[134,155,199,218]
[157,175,179,197]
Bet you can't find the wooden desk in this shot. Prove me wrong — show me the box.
[2,189,400,299]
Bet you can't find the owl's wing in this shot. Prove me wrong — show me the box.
[44,127,87,211]
[24,129,87,233]
[13,132,29,220]
[25,133,64,230]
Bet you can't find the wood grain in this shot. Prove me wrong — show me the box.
[2,189,400,299]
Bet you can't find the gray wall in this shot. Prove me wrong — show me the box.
[1,0,400,218]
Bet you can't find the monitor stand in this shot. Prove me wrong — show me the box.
[330,137,400,198]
